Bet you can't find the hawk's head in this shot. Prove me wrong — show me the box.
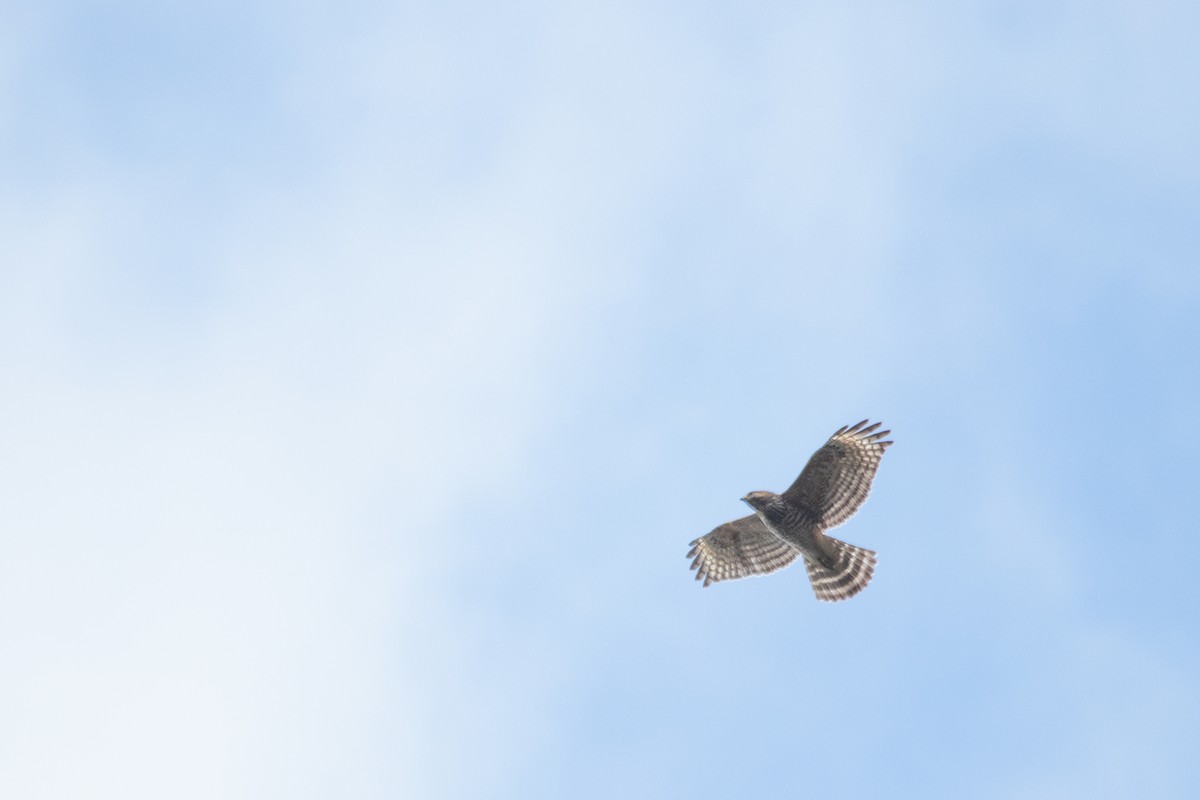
[741,490,784,512]
[742,490,789,526]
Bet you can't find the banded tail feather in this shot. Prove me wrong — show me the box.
[802,536,877,602]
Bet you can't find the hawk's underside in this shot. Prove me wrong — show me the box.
[687,419,893,602]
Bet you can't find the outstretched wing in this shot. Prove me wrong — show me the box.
[782,419,893,529]
[687,514,801,587]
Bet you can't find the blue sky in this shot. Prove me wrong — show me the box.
[2,1,1199,798]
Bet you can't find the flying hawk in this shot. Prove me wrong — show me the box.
[687,420,893,601]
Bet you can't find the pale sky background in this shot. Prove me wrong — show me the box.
[2,2,1199,798]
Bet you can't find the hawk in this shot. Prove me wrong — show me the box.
[687,420,893,602]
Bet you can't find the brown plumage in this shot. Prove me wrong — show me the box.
[687,420,893,602]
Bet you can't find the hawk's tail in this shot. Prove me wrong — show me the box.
[803,537,877,602]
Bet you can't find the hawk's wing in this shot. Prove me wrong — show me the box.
[782,420,893,529]
[687,514,801,587]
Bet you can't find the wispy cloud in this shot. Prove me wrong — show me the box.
[2,2,1199,799]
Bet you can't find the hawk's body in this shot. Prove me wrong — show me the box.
[687,420,893,602]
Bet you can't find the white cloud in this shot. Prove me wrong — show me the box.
[5,2,1200,798]
[0,119,601,800]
